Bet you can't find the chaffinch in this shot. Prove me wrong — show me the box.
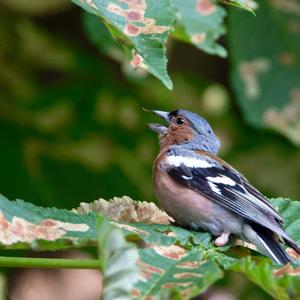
[148,109,300,264]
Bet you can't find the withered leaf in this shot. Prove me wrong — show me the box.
[74,196,173,224]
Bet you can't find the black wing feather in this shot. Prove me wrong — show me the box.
[165,158,293,243]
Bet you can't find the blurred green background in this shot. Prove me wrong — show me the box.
[1,0,299,211]
[0,0,300,299]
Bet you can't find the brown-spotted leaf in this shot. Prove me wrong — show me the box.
[229,0,300,144]
[134,247,223,299]
[230,257,298,300]
[1,194,300,299]
[96,215,139,300]
[0,194,96,249]
[173,0,227,57]
[72,0,175,89]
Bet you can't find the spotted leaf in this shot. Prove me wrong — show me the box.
[1,194,300,299]
[173,0,227,57]
[230,257,296,300]
[0,194,96,249]
[229,0,300,144]
[72,0,175,89]
[97,215,139,300]
[135,248,223,299]
[114,198,300,299]
[75,0,256,89]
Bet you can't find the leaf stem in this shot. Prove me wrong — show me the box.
[0,256,102,270]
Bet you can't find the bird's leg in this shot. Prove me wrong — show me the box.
[214,232,230,246]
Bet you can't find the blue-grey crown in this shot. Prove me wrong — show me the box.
[169,110,213,134]
[169,109,221,154]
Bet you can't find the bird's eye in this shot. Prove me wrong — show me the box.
[176,117,185,125]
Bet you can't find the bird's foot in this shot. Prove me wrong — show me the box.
[214,232,230,247]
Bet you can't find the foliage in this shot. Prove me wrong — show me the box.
[172,0,227,57]
[0,194,299,299]
[96,215,139,300]
[73,0,175,89]
[1,0,300,212]
[73,0,253,89]
[229,0,300,144]
[0,0,300,299]
[74,0,300,144]
[75,196,172,224]
[221,0,257,12]
[230,257,299,300]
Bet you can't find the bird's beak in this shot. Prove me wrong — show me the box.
[147,123,168,134]
[144,109,170,134]
[148,110,170,122]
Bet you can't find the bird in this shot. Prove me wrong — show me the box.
[147,108,300,264]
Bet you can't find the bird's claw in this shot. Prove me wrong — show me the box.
[214,232,230,247]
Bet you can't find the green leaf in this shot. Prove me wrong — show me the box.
[270,198,300,244]
[230,257,294,300]
[228,0,300,144]
[0,194,300,299]
[173,0,227,57]
[225,198,300,300]
[73,0,258,88]
[220,0,257,12]
[116,222,225,299]
[97,215,139,300]
[0,194,97,250]
[72,0,175,89]
[135,248,223,299]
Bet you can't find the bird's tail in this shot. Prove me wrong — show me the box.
[244,223,291,265]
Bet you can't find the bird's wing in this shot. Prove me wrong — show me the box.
[162,149,293,241]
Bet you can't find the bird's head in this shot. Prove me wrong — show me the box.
[147,109,221,154]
